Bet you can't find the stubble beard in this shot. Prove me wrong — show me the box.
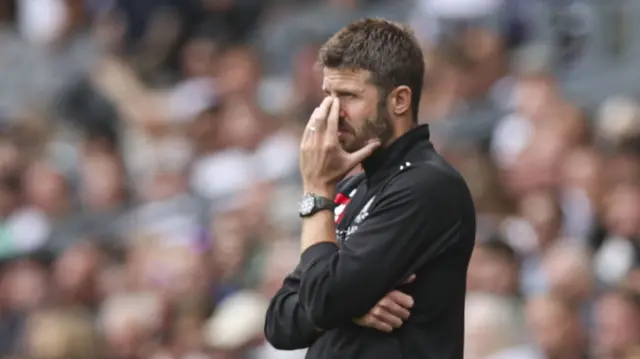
[365,99,394,146]
[343,100,393,153]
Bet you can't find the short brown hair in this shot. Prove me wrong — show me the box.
[318,18,425,121]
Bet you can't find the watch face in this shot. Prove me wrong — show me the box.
[299,195,315,216]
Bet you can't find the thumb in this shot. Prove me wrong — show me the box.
[347,140,381,167]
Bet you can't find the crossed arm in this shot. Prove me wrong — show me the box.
[264,264,322,349]
[296,167,447,330]
[265,166,455,347]
[264,262,415,349]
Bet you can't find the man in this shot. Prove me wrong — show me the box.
[264,18,476,359]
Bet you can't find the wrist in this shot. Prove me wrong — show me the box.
[303,185,335,199]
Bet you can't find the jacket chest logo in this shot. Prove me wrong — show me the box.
[335,195,376,245]
[353,197,375,225]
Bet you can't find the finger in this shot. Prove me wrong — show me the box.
[373,321,394,333]
[354,315,393,332]
[302,110,318,144]
[303,99,331,143]
[367,315,394,332]
[346,139,381,167]
[313,96,334,131]
[326,97,340,140]
[404,274,416,284]
[387,290,414,309]
[378,297,411,320]
[372,307,403,328]
[303,105,323,140]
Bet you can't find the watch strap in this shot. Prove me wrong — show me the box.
[300,193,335,217]
[314,195,335,211]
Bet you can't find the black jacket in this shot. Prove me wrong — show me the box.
[265,125,476,359]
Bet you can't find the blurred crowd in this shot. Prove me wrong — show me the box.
[0,0,639,359]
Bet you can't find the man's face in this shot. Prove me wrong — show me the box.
[322,68,393,153]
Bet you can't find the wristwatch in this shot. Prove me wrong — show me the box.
[298,193,336,218]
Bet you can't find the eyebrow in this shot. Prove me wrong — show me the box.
[322,87,363,95]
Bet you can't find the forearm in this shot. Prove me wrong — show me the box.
[265,266,323,349]
[301,209,338,252]
[265,291,322,349]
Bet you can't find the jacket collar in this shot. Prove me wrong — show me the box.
[362,124,431,179]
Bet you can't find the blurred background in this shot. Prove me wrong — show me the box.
[0,0,639,358]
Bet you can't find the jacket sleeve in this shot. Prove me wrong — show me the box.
[264,263,322,349]
[298,166,472,329]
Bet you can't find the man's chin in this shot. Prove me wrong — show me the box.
[341,145,354,153]
[342,147,358,154]
[341,142,367,155]
[339,140,356,153]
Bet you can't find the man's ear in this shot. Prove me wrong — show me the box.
[388,86,412,117]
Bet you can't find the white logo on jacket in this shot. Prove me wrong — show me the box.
[336,196,376,245]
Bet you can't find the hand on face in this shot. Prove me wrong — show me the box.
[299,96,381,196]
